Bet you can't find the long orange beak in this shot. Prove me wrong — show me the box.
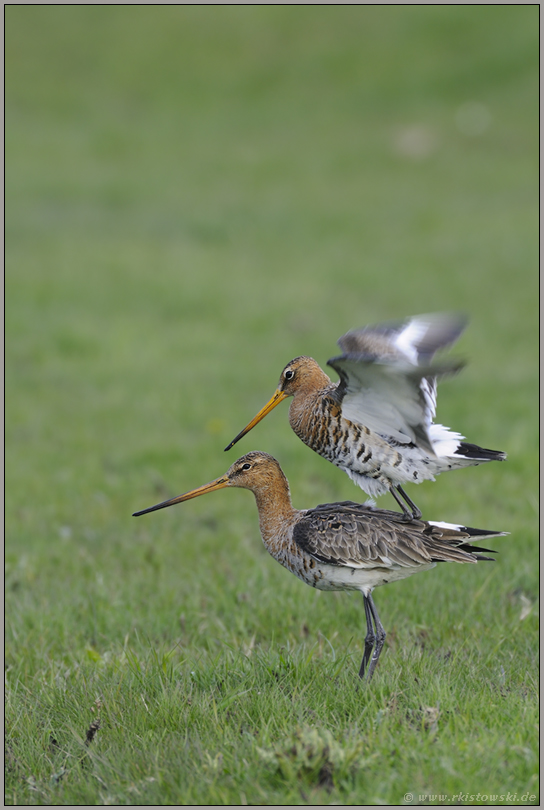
[133,475,229,517]
[224,389,289,451]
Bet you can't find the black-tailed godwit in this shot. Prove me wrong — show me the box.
[224,313,506,520]
[133,452,506,681]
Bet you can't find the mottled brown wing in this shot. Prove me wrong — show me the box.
[293,504,500,569]
[292,505,438,569]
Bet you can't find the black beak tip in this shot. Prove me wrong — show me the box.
[133,507,152,517]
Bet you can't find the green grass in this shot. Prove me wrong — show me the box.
[5,6,538,805]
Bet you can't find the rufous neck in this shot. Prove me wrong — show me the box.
[251,474,298,544]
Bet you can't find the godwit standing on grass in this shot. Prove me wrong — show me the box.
[133,452,506,681]
[224,313,506,520]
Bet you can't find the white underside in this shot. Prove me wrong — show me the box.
[311,559,437,596]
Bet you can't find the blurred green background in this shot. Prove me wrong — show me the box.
[6,6,538,806]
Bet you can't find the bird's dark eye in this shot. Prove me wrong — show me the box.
[284,369,294,380]
[241,463,251,471]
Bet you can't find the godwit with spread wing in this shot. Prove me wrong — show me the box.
[133,452,506,681]
[224,313,506,520]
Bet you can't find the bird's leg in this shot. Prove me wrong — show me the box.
[395,486,422,521]
[365,593,386,681]
[388,486,415,522]
[359,595,376,679]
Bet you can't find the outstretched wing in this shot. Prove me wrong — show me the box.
[327,313,466,453]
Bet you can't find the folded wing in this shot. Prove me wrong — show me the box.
[293,502,505,569]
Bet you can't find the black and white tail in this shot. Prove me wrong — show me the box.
[427,521,509,562]
[455,441,507,463]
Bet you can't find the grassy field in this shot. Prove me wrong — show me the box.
[5,6,539,806]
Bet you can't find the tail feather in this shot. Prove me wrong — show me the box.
[455,442,507,462]
[428,522,508,561]
[429,521,508,540]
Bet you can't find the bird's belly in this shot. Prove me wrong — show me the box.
[311,560,437,595]
[339,434,441,493]
[266,530,437,596]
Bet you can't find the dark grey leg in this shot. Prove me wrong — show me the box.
[396,485,422,520]
[388,486,414,521]
[359,595,376,679]
[365,593,386,681]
